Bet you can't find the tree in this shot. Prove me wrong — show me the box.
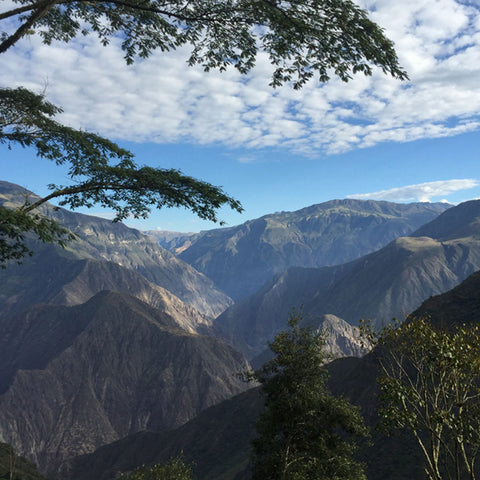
[363,317,480,480]
[0,86,243,266]
[119,456,195,480]
[0,0,408,265]
[250,311,369,480]
[1,0,408,86]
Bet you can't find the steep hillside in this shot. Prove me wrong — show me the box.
[214,200,480,359]
[62,388,263,480]
[0,291,250,474]
[147,230,197,254]
[65,270,480,480]
[0,253,213,335]
[175,199,450,299]
[0,181,232,318]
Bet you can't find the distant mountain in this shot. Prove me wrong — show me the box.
[0,181,232,318]
[147,230,198,254]
[0,254,214,335]
[173,199,451,299]
[214,200,480,359]
[65,270,480,480]
[0,291,250,474]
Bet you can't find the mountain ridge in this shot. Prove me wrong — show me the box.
[173,199,451,299]
[0,181,232,318]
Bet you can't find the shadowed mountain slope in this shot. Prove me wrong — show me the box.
[62,387,263,480]
[0,291,250,474]
[65,270,480,480]
[0,181,232,318]
[174,199,450,300]
[214,200,480,359]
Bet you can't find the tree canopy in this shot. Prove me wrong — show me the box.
[0,86,242,266]
[0,0,407,266]
[1,0,408,87]
[251,311,369,480]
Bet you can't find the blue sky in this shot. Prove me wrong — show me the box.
[1,0,480,232]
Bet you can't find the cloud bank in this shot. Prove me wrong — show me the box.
[2,0,480,155]
[347,179,479,202]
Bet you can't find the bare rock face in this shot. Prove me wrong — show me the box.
[175,199,451,300]
[249,313,366,369]
[318,314,365,358]
[0,255,214,335]
[0,291,250,474]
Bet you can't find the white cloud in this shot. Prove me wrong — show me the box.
[2,0,480,155]
[347,179,480,202]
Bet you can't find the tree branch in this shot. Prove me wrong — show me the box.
[0,0,59,54]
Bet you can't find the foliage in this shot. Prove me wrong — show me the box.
[0,442,47,480]
[362,317,480,480]
[0,203,76,267]
[250,311,369,480]
[1,0,407,88]
[119,456,195,480]
[0,86,243,265]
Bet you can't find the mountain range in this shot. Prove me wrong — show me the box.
[156,199,451,300]
[0,290,250,474]
[2,180,478,480]
[0,180,232,319]
[1,182,253,473]
[213,200,480,360]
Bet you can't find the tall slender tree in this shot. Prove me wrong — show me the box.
[251,311,369,480]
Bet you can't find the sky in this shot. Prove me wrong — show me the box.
[1,0,480,232]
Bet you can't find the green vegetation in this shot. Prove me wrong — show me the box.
[363,317,480,480]
[1,0,407,266]
[120,456,195,480]
[0,443,47,480]
[0,0,407,86]
[250,311,368,480]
